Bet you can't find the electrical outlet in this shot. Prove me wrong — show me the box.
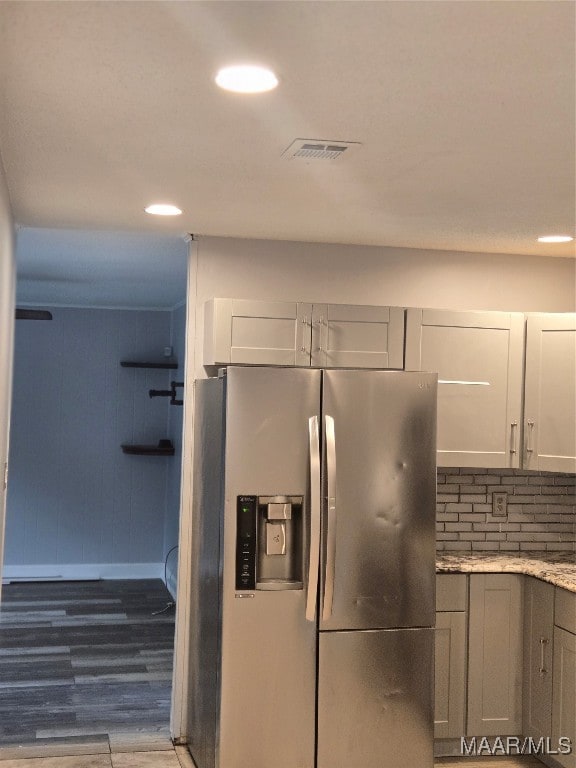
[492,492,508,517]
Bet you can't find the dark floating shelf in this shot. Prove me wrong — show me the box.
[121,439,175,456]
[121,361,178,369]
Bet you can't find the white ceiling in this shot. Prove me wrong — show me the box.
[1,0,575,306]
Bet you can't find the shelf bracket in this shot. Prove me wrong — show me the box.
[149,381,184,406]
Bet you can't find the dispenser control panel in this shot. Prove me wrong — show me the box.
[236,495,257,591]
[236,494,304,593]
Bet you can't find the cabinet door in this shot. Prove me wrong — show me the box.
[311,304,404,369]
[552,626,576,768]
[524,313,576,473]
[203,298,312,367]
[436,574,468,612]
[467,574,523,736]
[523,578,554,742]
[435,611,467,739]
[405,309,524,468]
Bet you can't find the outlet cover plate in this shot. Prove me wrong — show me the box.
[492,492,508,517]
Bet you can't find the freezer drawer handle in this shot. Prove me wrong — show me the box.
[306,415,321,622]
[322,414,337,621]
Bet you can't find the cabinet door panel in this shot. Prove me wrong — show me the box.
[312,304,404,369]
[523,578,554,741]
[230,316,297,364]
[555,587,576,634]
[467,574,523,736]
[436,574,468,612]
[435,611,467,739]
[552,626,576,768]
[405,309,523,468]
[524,314,576,473]
[204,298,312,367]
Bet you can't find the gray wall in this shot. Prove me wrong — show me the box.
[0,154,15,597]
[4,307,177,579]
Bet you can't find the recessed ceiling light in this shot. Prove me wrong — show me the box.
[145,204,182,216]
[537,235,573,243]
[215,65,278,94]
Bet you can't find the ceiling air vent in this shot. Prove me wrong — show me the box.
[282,139,361,161]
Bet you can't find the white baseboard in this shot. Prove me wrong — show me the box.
[1,562,165,583]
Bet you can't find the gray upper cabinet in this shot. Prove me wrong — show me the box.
[524,313,576,474]
[405,309,524,468]
[204,298,312,367]
[310,304,404,369]
[204,298,405,370]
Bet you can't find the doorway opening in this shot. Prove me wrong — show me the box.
[0,229,189,755]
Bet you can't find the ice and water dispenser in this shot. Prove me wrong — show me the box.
[236,495,304,591]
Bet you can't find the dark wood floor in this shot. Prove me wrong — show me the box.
[0,579,175,749]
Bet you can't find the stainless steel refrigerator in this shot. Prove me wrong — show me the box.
[188,366,437,768]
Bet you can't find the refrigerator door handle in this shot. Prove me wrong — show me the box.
[306,415,321,622]
[322,414,337,621]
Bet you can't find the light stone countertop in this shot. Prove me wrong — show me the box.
[436,551,576,594]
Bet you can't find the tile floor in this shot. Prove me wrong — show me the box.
[0,745,195,767]
[0,750,549,768]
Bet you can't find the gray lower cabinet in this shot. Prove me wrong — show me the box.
[435,573,576,765]
[435,574,468,740]
[523,577,554,743]
[435,612,467,738]
[552,588,576,768]
[467,574,523,736]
